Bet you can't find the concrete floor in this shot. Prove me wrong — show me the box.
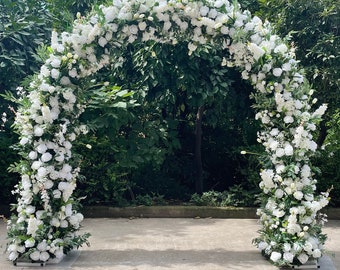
[0,218,338,270]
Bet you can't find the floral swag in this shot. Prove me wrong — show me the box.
[7,0,329,267]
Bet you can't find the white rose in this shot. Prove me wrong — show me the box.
[31,160,42,170]
[312,249,321,258]
[44,180,54,189]
[276,148,285,157]
[65,204,73,217]
[138,21,147,31]
[51,217,60,227]
[282,62,291,71]
[275,189,284,199]
[270,251,282,262]
[60,76,71,85]
[283,115,294,124]
[274,44,288,54]
[69,215,79,226]
[40,251,50,261]
[20,137,29,145]
[98,37,108,47]
[258,241,268,250]
[37,167,47,178]
[37,241,48,251]
[75,213,84,222]
[28,151,38,160]
[68,68,78,78]
[50,57,61,68]
[41,152,52,162]
[25,238,35,248]
[26,205,36,215]
[283,252,294,263]
[293,191,304,200]
[60,220,68,228]
[34,126,44,137]
[269,140,279,151]
[53,190,62,199]
[50,68,60,79]
[284,144,294,156]
[200,6,209,16]
[273,68,283,77]
[9,252,18,261]
[55,249,64,259]
[309,141,318,151]
[214,0,224,8]
[297,253,309,264]
[30,251,41,261]
[55,152,65,163]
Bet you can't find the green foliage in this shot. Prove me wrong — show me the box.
[315,110,340,206]
[324,110,340,153]
[0,132,18,204]
[0,0,52,92]
[238,0,260,13]
[190,187,260,207]
[134,193,167,206]
[46,0,106,31]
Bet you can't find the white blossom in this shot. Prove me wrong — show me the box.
[297,253,309,264]
[270,251,282,262]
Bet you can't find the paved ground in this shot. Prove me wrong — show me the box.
[0,218,339,270]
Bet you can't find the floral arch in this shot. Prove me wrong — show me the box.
[7,0,330,267]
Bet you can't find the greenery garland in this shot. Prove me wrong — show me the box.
[7,0,329,267]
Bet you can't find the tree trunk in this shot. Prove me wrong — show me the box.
[317,119,328,146]
[195,105,205,194]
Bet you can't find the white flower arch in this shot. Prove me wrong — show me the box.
[7,0,330,267]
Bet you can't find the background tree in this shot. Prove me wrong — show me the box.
[253,0,340,205]
[1,0,339,207]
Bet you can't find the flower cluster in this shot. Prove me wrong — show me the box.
[8,0,328,267]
